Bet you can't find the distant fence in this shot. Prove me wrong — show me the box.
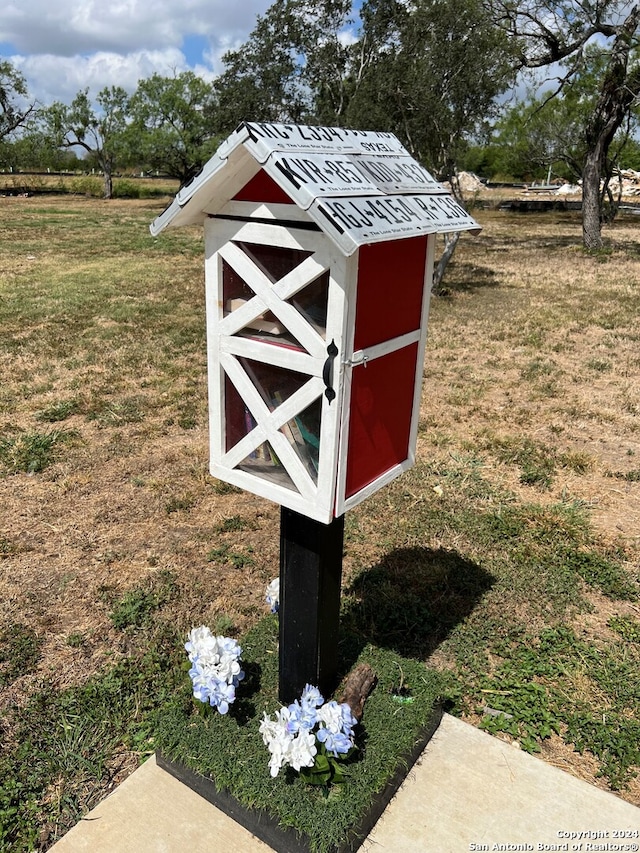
[0,172,179,199]
[499,199,640,213]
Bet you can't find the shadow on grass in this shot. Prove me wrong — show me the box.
[230,660,262,725]
[440,261,501,294]
[340,546,495,666]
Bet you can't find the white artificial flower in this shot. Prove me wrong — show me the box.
[265,578,280,613]
[286,729,317,772]
[185,625,217,663]
[260,709,294,777]
[260,685,356,778]
[316,700,343,733]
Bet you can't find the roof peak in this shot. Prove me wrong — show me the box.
[150,121,480,255]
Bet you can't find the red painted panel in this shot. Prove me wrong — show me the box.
[354,236,428,351]
[344,342,419,499]
[233,169,293,204]
[225,373,250,452]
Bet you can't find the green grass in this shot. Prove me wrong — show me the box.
[0,617,446,853]
[0,173,178,200]
[0,199,207,449]
[155,618,447,853]
[476,626,640,785]
[474,434,597,489]
[35,399,80,423]
[207,543,256,569]
[0,427,78,474]
[0,624,42,689]
[213,515,257,533]
[1,202,639,849]
[608,615,640,643]
[0,624,184,852]
[165,493,197,514]
[108,571,179,630]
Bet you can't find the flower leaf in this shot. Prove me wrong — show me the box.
[314,753,330,773]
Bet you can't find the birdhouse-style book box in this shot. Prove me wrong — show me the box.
[151,122,480,524]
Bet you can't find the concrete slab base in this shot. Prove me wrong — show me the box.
[51,714,640,853]
[365,714,640,851]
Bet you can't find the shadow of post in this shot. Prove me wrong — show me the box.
[339,546,495,667]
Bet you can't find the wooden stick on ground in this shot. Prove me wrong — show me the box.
[339,663,377,721]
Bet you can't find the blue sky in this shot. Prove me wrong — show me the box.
[0,0,280,105]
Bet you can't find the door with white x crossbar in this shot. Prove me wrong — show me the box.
[204,217,350,523]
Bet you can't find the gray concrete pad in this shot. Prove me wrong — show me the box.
[50,754,270,853]
[51,714,640,852]
[365,714,640,852]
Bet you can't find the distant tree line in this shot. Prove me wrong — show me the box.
[1,0,639,253]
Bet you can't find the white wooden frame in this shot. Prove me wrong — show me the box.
[204,217,435,524]
[204,217,350,524]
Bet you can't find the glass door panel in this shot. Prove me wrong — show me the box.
[224,359,322,490]
[238,442,297,491]
[224,374,255,453]
[288,271,329,339]
[236,241,312,282]
[239,358,309,409]
[284,398,322,483]
[222,256,305,349]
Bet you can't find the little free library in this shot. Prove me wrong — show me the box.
[151,121,480,702]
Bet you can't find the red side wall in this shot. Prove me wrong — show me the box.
[353,236,427,351]
[344,342,419,498]
[345,235,429,499]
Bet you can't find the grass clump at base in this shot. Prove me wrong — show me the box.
[476,625,640,787]
[108,570,179,630]
[155,617,447,853]
[0,624,42,689]
[0,427,78,474]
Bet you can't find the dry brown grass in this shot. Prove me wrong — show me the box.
[1,195,639,824]
[427,209,640,544]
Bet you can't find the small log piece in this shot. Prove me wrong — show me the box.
[339,663,377,721]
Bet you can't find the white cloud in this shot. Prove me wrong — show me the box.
[1,0,273,104]
[11,48,195,104]
[1,0,272,56]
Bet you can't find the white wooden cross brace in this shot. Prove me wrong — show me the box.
[220,351,323,500]
[217,242,328,359]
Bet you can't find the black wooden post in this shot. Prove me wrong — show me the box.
[278,506,345,704]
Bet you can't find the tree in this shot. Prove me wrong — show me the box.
[491,96,583,181]
[128,72,219,185]
[44,87,130,199]
[215,1,307,130]
[0,131,84,173]
[215,0,354,132]
[348,0,513,171]
[345,0,514,287]
[0,60,34,143]
[492,45,639,204]
[488,0,640,249]
[215,0,513,288]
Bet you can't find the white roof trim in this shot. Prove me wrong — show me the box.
[150,122,481,254]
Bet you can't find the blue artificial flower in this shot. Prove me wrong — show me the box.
[185,627,244,714]
[339,702,358,736]
[260,685,358,779]
[316,726,353,756]
[300,684,324,708]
